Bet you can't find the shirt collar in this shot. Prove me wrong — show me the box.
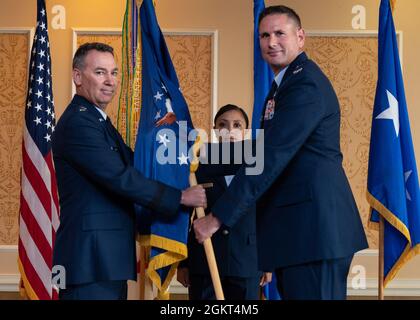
[95,106,107,120]
[274,66,289,87]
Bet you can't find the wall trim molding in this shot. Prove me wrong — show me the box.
[0,245,418,297]
[306,29,403,70]
[0,27,35,71]
[355,249,378,257]
[168,277,420,298]
[0,246,19,292]
[0,245,18,253]
[2,275,420,297]
[0,27,34,34]
[347,278,420,297]
[0,275,20,292]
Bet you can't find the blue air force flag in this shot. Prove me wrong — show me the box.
[134,0,194,298]
[367,0,420,287]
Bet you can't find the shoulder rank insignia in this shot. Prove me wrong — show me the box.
[293,67,303,75]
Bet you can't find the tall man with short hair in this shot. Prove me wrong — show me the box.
[193,6,368,300]
[52,42,206,300]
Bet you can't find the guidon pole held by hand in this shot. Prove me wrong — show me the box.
[189,136,225,300]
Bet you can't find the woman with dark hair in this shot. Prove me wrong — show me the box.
[177,104,271,300]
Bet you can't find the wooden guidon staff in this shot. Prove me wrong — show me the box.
[189,136,225,300]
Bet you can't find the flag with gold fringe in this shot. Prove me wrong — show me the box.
[18,0,60,300]
[118,0,149,298]
[367,0,420,287]
[133,0,194,299]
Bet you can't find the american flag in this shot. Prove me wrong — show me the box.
[18,0,60,300]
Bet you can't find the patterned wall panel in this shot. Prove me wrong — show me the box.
[165,34,213,134]
[305,35,378,248]
[76,32,213,141]
[0,32,30,244]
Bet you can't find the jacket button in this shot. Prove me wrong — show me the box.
[222,229,229,236]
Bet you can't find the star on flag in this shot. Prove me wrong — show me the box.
[376,90,400,137]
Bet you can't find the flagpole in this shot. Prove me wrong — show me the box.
[377,3,394,302]
[139,246,146,299]
[189,171,225,300]
[378,216,385,300]
[139,246,154,300]
[139,248,144,299]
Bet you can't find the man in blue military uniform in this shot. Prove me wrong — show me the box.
[193,6,368,300]
[52,42,206,300]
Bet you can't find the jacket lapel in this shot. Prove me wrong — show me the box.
[277,51,308,92]
[259,52,308,128]
[71,95,132,165]
[215,176,228,190]
[104,118,131,165]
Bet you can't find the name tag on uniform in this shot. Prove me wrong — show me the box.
[264,99,275,120]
